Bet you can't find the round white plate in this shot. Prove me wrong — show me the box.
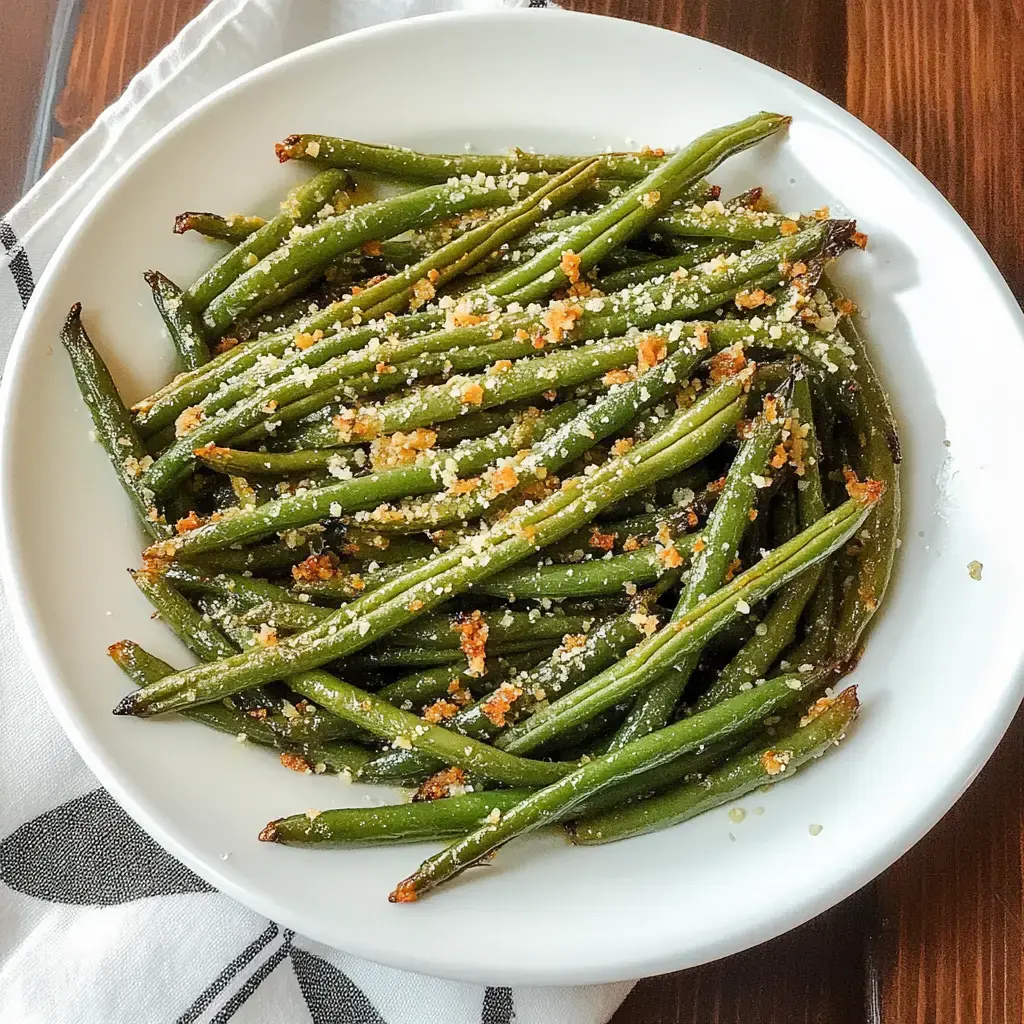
[2,9,1023,986]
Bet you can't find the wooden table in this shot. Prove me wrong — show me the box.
[2,2,1021,1020]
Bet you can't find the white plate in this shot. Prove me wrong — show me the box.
[2,9,1024,986]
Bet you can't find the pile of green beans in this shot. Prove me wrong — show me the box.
[62,112,899,902]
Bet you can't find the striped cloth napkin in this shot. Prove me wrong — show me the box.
[0,1,634,1021]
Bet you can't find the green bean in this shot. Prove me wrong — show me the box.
[194,444,359,478]
[261,789,536,847]
[609,387,788,748]
[343,639,549,670]
[650,203,808,242]
[174,211,267,242]
[433,407,522,446]
[334,528,449,565]
[392,609,595,650]
[108,640,282,745]
[569,686,858,844]
[109,625,330,751]
[388,670,821,901]
[340,647,467,668]
[201,174,562,334]
[496,493,879,756]
[695,373,827,709]
[597,240,746,292]
[59,304,170,540]
[118,394,741,717]
[570,738,745,818]
[128,568,235,660]
[375,661,509,710]
[784,560,836,669]
[474,547,680,599]
[483,113,791,303]
[153,405,578,558]
[184,537,319,575]
[159,563,304,610]
[186,168,350,312]
[549,485,717,560]
[820,279,900,664]
[275,134,668,181]
[231,291,329,343]
[286,670,574,788]
[144,270,211,369]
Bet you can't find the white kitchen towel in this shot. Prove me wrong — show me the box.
[0,1,636,1021]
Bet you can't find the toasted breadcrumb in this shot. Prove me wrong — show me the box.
[295,329,324,350]
[734,288,771,310]
[628,611,659,637]
[280,752,311,774]
[541,300,582,344]
[292,553,341,582]
[603,369,633,386]
[488,464,519,496]
[175,511,204,534]
[332,408,380,442]
[636,334,668,373]
[446,300,487,328]
[370,428,437,470]
[843,468,885,506]
[480,681,523,727]
[657,542,684,568]
[761,749,792,775]
[454,610,489,676]
[410,278,436,307]
[460,382,485,405]
[422,699,459,724]
[450,476,481,495]
[414,766,467,801]
[174,406,205,437]
[589,527,616,551]
[779,219,799,236]
[708,343,747,383]
[559,250,582,284]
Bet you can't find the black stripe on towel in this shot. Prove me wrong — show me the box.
[0,219,35,308]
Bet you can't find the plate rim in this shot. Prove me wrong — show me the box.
[2,6,1023,985]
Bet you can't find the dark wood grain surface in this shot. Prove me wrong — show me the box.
[1,2,1022,1021]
